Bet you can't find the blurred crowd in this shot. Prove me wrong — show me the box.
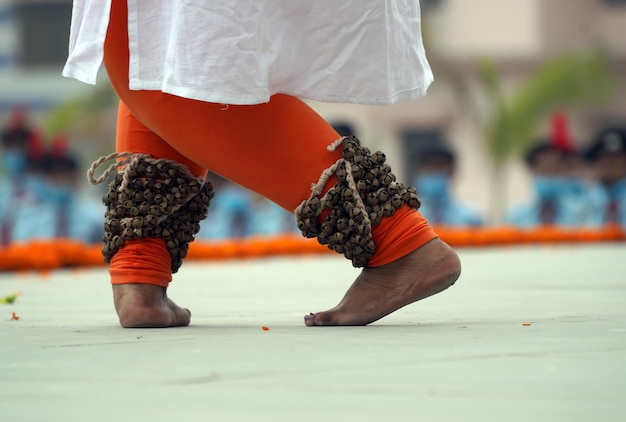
[2,106,625,247]
[504,124,626,228]
[0,106,297,246]
[412,113,626,229]
[196,173,298,240]
[0,106,104,246]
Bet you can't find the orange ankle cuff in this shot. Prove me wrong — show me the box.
[109,238,172,288]
[367,206,437,267]
[311,174,436,267]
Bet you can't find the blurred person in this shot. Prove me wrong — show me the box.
[551,111,606,227]
[0,106,46,245]
[3,136,104,244]
[1,106,41,178]
[506,141,601,227]
[248,194,298,236]
[558,149,606,227]
[199,181,297,238]
[0,158,45,245]
[196,174,253,240]
[412,145,483,227]
[331,122,356,138]
[585,127,626,227]
[507,142,566,226]
[65,0,460,328]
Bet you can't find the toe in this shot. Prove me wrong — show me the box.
[304,310,355,326]
[172,307,191,327]
[304,312,333,326]
[313,312,334,326]
[310,311,343,326]
[304,313,317,326]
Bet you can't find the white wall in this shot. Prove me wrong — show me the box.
[427,0,543,59]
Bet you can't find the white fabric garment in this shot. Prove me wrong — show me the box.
[63,0,433,105]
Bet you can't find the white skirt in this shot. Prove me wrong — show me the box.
[63,0,433,105]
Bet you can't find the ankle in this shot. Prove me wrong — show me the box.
[113,283,166,309]
[368,207,437,267]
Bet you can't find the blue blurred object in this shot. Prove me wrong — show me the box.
[0,133,105,245]
[532,175,566,202]
[506,136,613,228]
[197,181,254,240]
[248,196,296,236]
[414,172,450,200]
[2,150,27,176]
[584,127,626,226]
[45,183,74,206]
[412,144,483,227]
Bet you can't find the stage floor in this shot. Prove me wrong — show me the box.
[1,244,625,421]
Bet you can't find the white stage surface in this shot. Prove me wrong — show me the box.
[1,244,625,421]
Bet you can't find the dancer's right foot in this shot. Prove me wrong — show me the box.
[112,284,191,328]
[304,238,461,326]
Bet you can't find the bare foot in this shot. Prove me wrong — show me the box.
[112,284,191,328]
[304,238,461,326]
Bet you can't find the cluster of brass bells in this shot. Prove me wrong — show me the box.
[296,136,420,267]
[102,158,214,273]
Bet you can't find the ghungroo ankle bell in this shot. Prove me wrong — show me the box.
[88,153,214,273]
[295,136,420,267]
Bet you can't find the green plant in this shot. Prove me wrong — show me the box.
[479,51,612,166]
[43,82,117,137]
[478,50,613,223]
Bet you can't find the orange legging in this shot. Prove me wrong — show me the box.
[105,0,437,287]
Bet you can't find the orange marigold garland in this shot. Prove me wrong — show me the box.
[0,226,624,272]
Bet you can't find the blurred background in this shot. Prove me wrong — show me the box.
[1,0,625,246]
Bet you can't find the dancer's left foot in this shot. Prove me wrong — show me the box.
[113,284,191,328]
